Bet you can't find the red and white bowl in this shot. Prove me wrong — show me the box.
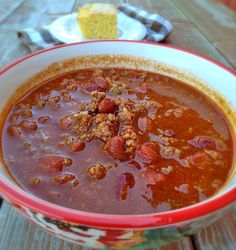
[0,41,235,249]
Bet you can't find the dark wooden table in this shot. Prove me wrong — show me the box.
[0,0,236,249]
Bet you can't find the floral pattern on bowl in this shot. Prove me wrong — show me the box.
[5,196,229,249]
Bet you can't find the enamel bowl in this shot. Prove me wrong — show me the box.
[0,41,235,249]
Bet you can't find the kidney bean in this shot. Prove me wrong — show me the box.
[128,160,141,170]
[84,82,99,92]
[137,142,159,163]
[117,172,135,200]
[98,98,116,113]
[7,125,21,137]
[187,151,210,166]
[188,136,227,152]
[105,136,126,160]
[141,169,165,184]
[38,156,72,173]
[19,120,38,131]
[39,156,64,173]
[88,163,107,180]
[138,116,154,132]
[84,77,109,92]
[71,140,85,152]
[95,76,110,90]
[38,116,51,124]
[188,136,215,149]
[59,115,74,129]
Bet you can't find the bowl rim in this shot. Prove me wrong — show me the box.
[0,40,235,229]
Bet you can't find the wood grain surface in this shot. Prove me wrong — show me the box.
[0,202,194,250]
[0,0,236,249]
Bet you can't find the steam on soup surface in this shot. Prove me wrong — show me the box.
[1,68,234,214]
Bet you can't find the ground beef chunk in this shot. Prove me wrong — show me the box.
[160,145,181,159]
[88,163,107,180]
[152,134,177,146]
[84,76,110,92]
[115,98,136,125]
[91,122,117,142]
[91,91,106,102]
[120,126,138,155]
[79,101,98,113]
[144,100,162,118]
[59,115,74,129]
[65,81,79,91]
[60,111,92,137]
[47,96,61,104]
[59,90,162,158]
[115,98,147,123]
[145,100,162,110]
[72,112,93,135]
[79,91,106,113]
[164,108,183,118]
[118,106,134,125]
[61,92,72,102]
[133,103,147,114]
[35,99,46,109]
[91,113,118,142]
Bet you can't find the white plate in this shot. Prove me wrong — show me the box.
[48,12,147,43]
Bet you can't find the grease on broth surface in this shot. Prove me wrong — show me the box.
[1,68,234,214]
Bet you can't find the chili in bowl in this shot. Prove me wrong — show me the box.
[0,41,235,249]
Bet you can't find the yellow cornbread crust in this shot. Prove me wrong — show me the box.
[78,3,117,39]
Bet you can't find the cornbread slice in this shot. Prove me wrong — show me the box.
[78,3,117,39]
